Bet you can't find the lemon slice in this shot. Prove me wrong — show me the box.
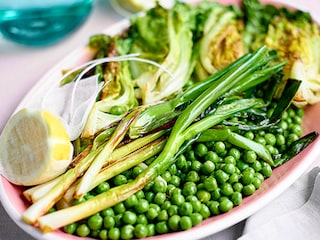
[0,108,73,186]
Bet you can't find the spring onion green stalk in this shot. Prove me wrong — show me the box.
[129,46,285,138]
[37,46,282,232]
[62,137,167,205]
[128,52,253,138]
[74,109,142,199]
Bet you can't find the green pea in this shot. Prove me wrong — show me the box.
[251,160,262,172]
[110,105,126,115]
[95,181,110,194]
[233,182,243,192]
[201,161,215,175]
[104,215,115,229]
[136,214,148,225]
[242,183,256,196]
[264,133,276,146]
[228,173,241,184]
[211,188,221,200]
[252,177,263,189]
[108,227,120,240]
[147,224,155,237]
[134,224,148,239]
[152,180,167,193]
[135,199,149,213]
[149,203,161,212]
[161,200,172,211]
[207,200,220,215]
[171,193,185,206]
[200,204,211,219]
[222,163,236,174]
[168,215,181,231]
[224,155,237,166]
[278,119,288,130]
[169,175,181,187]
[244,131,254,140]
[145,191,155,203]
[168,164,178,175]
[64,223,77,234]
[113,174,127,186]
[76,224,90,237]
[180,216,193,230]
[255,136,266,145]
[84,192,94,200]
[113,203,126,214]
[120,225,134,240]
[260,163,272,177]
[276,134,286,146]
[123,211,137,225]
[182,181,198,196]
[190,199,202,213]
[168,205,179,216]
[192,213,204,227]
[229,148,241,160]
[132,166,143,177]
[161,170,171,180]
[166,186,177,198]
[99,229,108,240]
[241,169,255,185]
[101,208,114,217]
[215,169,229,183]
[205,151,220,162]
[203,176,218,192]
[244,150,257,163]
[214,141,226,154]
[87,214,103,230]
[124,194,138,208]
[237,160,249,171]
[155,221,169,234]
[185,150,197,161]
[154,192,167,205]
[135,190,145,199]
[179,202,193,216]
[197,190,211,203]
[73,197,86,205]
[156,209,168,221]
[189,161,201,172]
[219,198,233,212]
[220,183,234,196]
[255,172,265,182]
[195,143,208,157]
[171,188,182,196]
[231,192,242,206]
[186,170,200,182]
[176,154,188,170]
[114,214,123,227]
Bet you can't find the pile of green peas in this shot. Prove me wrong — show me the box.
[63,105,304,239]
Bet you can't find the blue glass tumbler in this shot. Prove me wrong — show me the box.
[0,0,92,46]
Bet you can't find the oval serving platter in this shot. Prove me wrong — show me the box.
[1,0,320,239]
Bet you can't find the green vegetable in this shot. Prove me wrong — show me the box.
[242,0,320,107]
[195,3,245,79]
[36,46,288,232]
[129,4,194,104]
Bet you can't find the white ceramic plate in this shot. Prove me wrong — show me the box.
[1,0,320,239]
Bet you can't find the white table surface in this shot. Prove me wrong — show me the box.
[0,0,319,239]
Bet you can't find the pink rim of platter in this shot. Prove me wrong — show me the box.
[1,0,320,239]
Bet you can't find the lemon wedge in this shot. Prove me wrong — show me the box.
[0,108,73,186]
